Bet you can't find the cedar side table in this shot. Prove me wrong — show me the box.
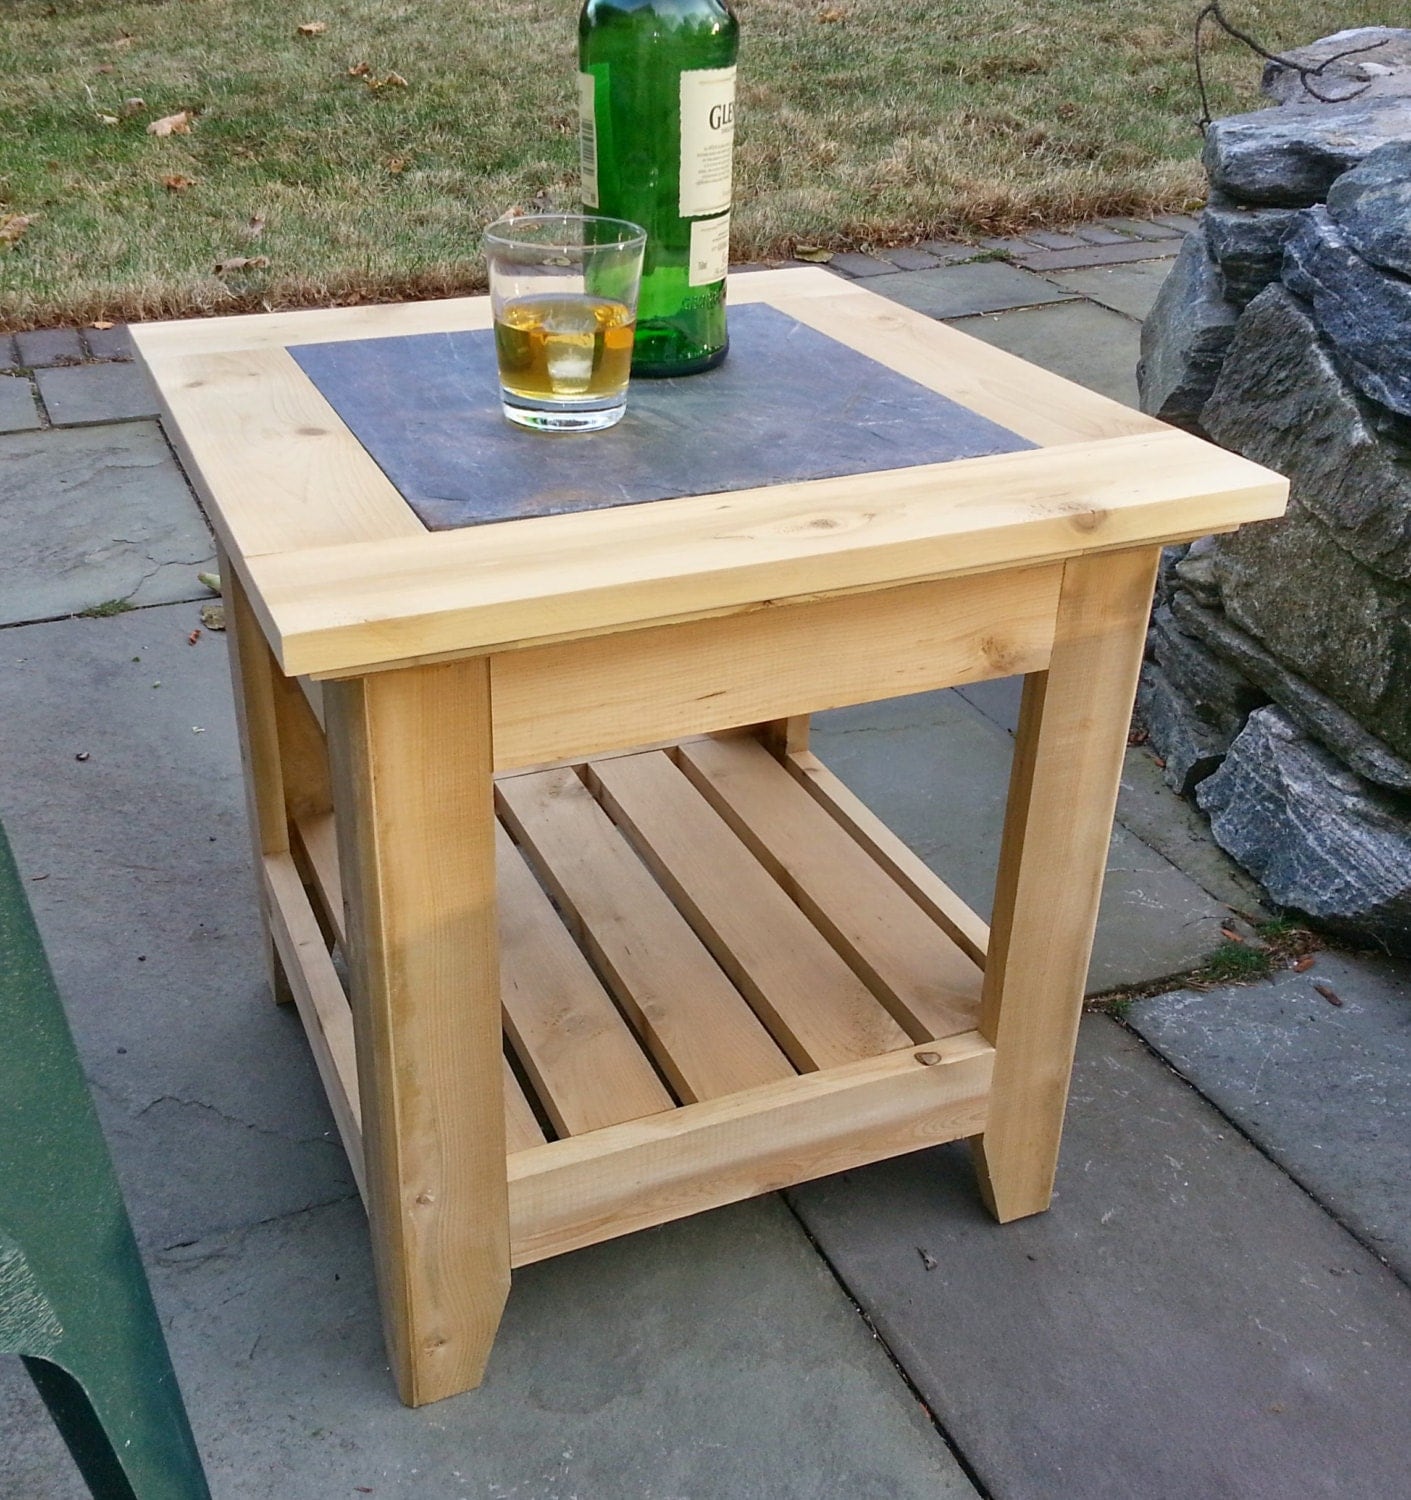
[133,269,1285,1406]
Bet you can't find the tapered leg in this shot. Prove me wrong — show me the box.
[224,558,334,1000]
[324,658,509,1405]
[972,547,1159,1223]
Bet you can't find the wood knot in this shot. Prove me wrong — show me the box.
[915,1051,942,1067]
[415,1191,435,1206]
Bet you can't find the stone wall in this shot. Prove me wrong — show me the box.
[1137,28,1411,953]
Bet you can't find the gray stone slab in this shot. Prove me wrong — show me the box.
[811,690,1234,992]
[946,299,1142,407]
[0,1194,979,1498]
[789,1016,1411,1500]
[920,238,983,263]
[0,605,353,1250]
[873,261,1074,319]
[1102,217,1182,240]
[0,372,41,433]
[1046,258,1174,321]
[34,360,160,425]
[0,422,215,624]
[83,323,135,362]
[1022,240,1180,272]
[1072,224,1133,245]
[952,674,1022,734]
[828,251,899,277]
[0,333,18,371]
[1025,229,1087,250]
[978,235,1038,256]
[15,327,82,368]
[877,245,942,270]
[1151,212,1202,233]
[293,305,1033,530]
[1130,951,1411,1279]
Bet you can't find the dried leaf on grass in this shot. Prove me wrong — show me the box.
[213,255,270,274]
[365,71,408,91]
[246,213,267,239]
[91,319,116,330]
[794,245,833,262]
[147,111,193,137]
[163,174,195,192]
[120,97,146,117]
[297,22,328,36]
[0,215,34,246]
[98,114,119,126]
[347,61,371,77]
[818,8,848,21]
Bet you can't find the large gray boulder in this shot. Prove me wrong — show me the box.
[1136,663,1233,795]
[1282,207,1411,418]
[1148,604,1266,736]
[1262,27,1411,106]
[1197,706,1411,952]
[1171,593,1411,795]
[1136,235,1238,432]
[1209,499,1411,761]
[1200,285,1411,581]
[1203,95,1411,206]
[1326,139,1411,276]
[1202,197,1302,305]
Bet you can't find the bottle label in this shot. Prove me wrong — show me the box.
[678,65,735,219]
[578,72,598,208]
[688,212,730,286]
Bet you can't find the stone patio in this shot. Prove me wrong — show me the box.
[3,221,1408,1498]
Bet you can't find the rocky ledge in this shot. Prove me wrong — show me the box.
[1137,29,1411,953]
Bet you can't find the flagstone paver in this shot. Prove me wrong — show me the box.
[1021,239,1182,272]
[868,260,1075,318]
[789,1017,1411,1500]
[33,361,161,426]
[0,421,214,623]
[15,327,83,367]
[1045,258,1176,321]
[0,373,42,434]
[1130,950,1411,1280]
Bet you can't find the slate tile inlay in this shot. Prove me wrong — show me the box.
[289,304,1035,530]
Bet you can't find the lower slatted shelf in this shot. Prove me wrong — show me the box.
[268,732,995,1266]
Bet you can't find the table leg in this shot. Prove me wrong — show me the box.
[324,658,510,1406]
[223,557,330,1004]
[971,547,1159,1223]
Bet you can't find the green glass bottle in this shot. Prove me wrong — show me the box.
[578,0,738,376]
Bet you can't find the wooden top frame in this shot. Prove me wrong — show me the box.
[132,267,1287,679]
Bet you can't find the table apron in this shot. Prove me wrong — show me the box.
[488,564,1062,772]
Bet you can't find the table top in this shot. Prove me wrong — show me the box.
[132,268,1287,679]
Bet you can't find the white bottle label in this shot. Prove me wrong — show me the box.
[688,212,730,286]
[578,71,598,208]
[679,65,735,219]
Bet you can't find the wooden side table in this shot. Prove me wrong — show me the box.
[133,269,1286,1407]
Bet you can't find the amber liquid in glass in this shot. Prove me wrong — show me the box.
[493,292,636,403]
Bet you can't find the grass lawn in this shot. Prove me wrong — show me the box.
[0,0,1390,327]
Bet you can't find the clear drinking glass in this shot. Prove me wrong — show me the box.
[484,213,648,433]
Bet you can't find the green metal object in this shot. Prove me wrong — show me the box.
[0,821,210,1500]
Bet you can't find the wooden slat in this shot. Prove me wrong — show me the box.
[263,851,365,1198]
[783,749,990,968]
[247,428,1285,678]
[508,1032,994,1267]
[274,823,545,1159]
[325,657,508,1406]
[294,811,344,946]
[588,753,912,1069]
[496,824,675,1135]
[495,768,794,1103]
[489,566,1060,771]
[502,1058,547,1154]
[676,736,980,1042]
[972,548,1160,1223]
